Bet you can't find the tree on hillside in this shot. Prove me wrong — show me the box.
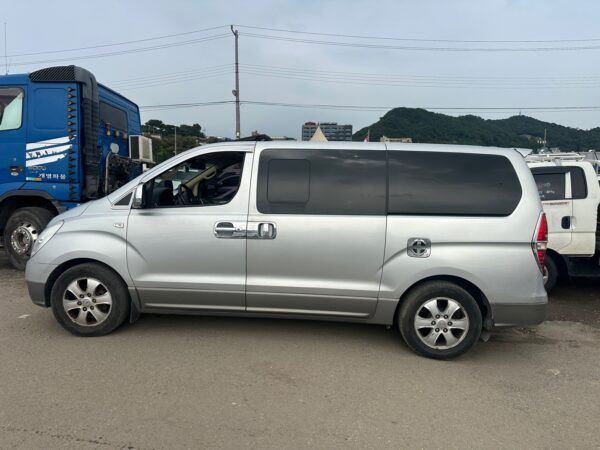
[142,120,206,162]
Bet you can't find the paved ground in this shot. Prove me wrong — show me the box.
[1,255,599,449]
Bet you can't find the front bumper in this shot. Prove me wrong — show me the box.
[491,298,547,328]
[25,257,56,307]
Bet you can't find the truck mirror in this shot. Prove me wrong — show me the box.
[131,184,145,209]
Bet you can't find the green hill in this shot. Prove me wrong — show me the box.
[353,108,600,151]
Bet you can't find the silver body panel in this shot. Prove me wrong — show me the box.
[26,141,547,329]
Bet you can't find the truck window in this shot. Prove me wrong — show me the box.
[0,87,24,131]
[100,102,128,131]
[257,149,386,215]
[387,151,522,216]
[533,173,565,201]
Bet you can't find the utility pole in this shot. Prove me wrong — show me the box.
[231,25,240,139]
[174,125,177,155]
[3,22,7,75]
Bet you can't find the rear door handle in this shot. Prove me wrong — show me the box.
[214,221,246,238]
[561,216,571,230]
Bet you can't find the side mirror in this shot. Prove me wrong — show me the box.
[131,184,145,209]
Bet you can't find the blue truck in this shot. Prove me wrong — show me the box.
[0,65,153,269]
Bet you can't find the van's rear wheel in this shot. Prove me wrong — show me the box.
[398,281,482,359]
[50,263,130,336]
[3,207,54,270]
[543,256,558,293]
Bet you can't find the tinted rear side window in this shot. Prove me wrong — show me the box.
[257,149,386,215]
[569,167,587,199]
[388,151,522,216]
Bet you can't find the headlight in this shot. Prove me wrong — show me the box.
[31,221,63,256]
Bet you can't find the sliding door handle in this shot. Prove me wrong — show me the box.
[247,222,277,239]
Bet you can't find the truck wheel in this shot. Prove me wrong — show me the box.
[3,207,55,270]
[543,256,558,294]
[398,281,482,360]
[50,263,130,336]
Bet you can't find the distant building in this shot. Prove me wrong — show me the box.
[302,122,352,141]
[380,136,412,143]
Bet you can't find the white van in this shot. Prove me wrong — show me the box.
[527,154,600,291]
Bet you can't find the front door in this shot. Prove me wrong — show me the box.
[126,149,251,312]
[0,86,26,189]
[245,145,388,318]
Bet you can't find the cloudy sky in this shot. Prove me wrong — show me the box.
[2,0,599,138]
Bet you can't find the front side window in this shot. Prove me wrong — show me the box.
[257,149,386,215]
[146,151,245,208]
[533,173,566,201]
[0,87,24,131]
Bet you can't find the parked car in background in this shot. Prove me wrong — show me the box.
[527,153,600,292]
[25,142,547,359]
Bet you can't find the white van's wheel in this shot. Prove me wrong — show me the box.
[543,256,558,293]
[50,263,130,336]
[398,281,482,359]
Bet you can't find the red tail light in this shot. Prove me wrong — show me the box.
[533,212,548,271]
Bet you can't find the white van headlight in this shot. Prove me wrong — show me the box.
[31,221,63,256]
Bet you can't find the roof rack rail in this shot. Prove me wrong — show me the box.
[525,152,600,167]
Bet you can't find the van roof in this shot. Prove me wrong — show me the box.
[209,140,526,157]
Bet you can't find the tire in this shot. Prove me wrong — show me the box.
[398,281,482,359]
[3,207,55,270]
[543,256,558,294]
[50,263,130,336]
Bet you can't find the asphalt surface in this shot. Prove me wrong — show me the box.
[1,254,599,449]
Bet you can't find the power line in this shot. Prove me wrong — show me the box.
[139,100,600,113]
[7,25,229,58]
[107,65,234,91]
[234,24,600,44]
[239,67,600,89]
[241,63,600,82]
[242,32,600,52]
[9,33,230,67]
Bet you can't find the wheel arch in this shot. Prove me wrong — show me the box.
[0,192,60,233]
[545,249,568,280]
[43,258,134,311]
[393,275,493,331]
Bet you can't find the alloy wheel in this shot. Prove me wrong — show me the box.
[414,297,470,350]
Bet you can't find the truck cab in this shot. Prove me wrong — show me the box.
[527,154,600,291]
[0,66,152,269]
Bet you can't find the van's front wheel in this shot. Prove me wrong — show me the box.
[398,281,482,359]
[50,263,130,336]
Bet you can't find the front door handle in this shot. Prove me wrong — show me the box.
[214,221,246,238]
[247,222,277,240]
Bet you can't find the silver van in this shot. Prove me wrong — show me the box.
[26,142,548,359]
